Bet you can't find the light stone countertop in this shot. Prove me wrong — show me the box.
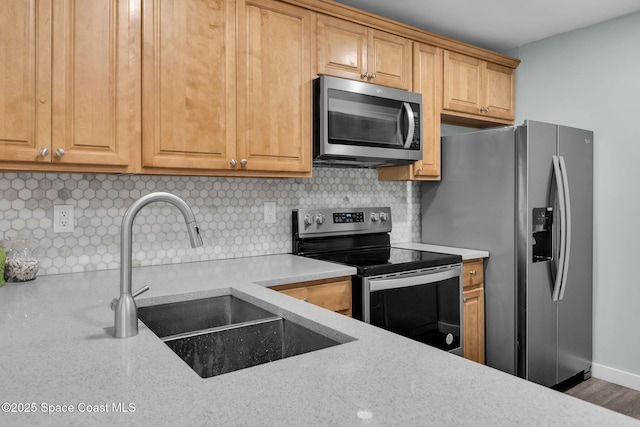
[393,242,490,260]
[0,253,637,427]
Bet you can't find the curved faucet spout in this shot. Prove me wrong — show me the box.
[114,192,204,338]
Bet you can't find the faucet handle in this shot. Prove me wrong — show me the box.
[132,284,150,299]
[110,285,150,311]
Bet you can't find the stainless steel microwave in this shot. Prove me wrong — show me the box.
[313,75,423,168]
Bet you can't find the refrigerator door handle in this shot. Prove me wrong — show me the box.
[551,155,567,302]
[558,155,572,300]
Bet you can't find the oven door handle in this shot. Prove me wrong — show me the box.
[369,267,460,292]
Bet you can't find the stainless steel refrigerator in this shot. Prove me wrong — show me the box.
[421,120,593,387]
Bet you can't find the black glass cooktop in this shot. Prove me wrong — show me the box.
[306,247,461,276]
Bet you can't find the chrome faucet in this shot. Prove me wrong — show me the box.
[113,192,204,338]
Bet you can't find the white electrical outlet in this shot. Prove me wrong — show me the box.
[54,205,74,233]
[264,202,276,224]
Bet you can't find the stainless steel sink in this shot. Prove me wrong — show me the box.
[138,295,275,338]
[138,295,347,378]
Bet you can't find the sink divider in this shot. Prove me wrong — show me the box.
[161,315,283,342]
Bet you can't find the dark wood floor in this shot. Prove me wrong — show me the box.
[564,378,640,420]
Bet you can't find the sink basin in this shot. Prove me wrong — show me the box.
[138,295,275,338]
[138,294,348,378]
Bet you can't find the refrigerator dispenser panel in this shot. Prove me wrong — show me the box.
[532,207,553,263]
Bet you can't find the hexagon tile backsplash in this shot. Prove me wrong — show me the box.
[0,169,421,276]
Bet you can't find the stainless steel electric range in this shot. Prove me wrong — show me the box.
[292,207,464,356]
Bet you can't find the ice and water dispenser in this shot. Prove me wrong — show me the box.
[532,207,553,263]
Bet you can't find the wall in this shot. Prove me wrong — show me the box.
[509,11,640,388]
[0,168,421,276]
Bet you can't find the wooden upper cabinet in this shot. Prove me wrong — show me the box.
[317,14,412,90]
[142,0,236,171]
[378,42,441,181]
[0,0,138,171]
[236,0,312,176]
[442,50,515,124]
[0,0,51,163]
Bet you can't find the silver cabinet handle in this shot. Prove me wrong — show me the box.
[361,72,369,79]
[417,167,424,172]
[371,73,376,79]
[463,297,467,303]
[230,159,237,167]
[240,159,247,166]
[39,148,49,157]
[55,148,65,157]
[470,270,477,276]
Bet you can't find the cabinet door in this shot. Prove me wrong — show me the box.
[0,0,51,162]
[142,0,236,170]
[368,29,412,90]
[378,43,441,181]
[237,0,312,175]
[443,50,482,115]
[271,277,352,316]
[316,14,367,81]
[463,287,485,364]
[52,0,137,167]
[482,62,515,121]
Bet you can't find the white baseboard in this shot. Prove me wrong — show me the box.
[592,363,640,391]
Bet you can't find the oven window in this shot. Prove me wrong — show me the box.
[369,277,460,351]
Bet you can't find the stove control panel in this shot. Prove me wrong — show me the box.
[293,207,392,238]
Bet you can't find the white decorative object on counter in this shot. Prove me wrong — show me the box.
[4,237,40,282]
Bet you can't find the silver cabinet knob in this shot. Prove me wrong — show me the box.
[418,167,424,172]
[463,297,468,303]
[39,148,49,157]
[470,270,477,276]
[361,72,369,79]
[371,73,376,79]
[240,159,247,166]
[55,148,65,157]
[230,159,237,167]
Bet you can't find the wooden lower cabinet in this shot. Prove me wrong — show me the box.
[270,276,352,317]
[463,259,485,364]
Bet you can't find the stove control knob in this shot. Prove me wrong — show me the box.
[304,214,313,226]
[380,212,388,222]
[370,212,379,222]
[315,214,325,225]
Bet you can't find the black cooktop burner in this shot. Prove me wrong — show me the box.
[306,247,461,277]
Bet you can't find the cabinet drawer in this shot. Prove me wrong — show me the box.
[463,259,484,289]
[271,277,352,316]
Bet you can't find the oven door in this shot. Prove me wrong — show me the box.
[363,265,463,356]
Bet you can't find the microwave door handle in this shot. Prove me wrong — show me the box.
[369,267,460,292]
[400,102,416,149]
